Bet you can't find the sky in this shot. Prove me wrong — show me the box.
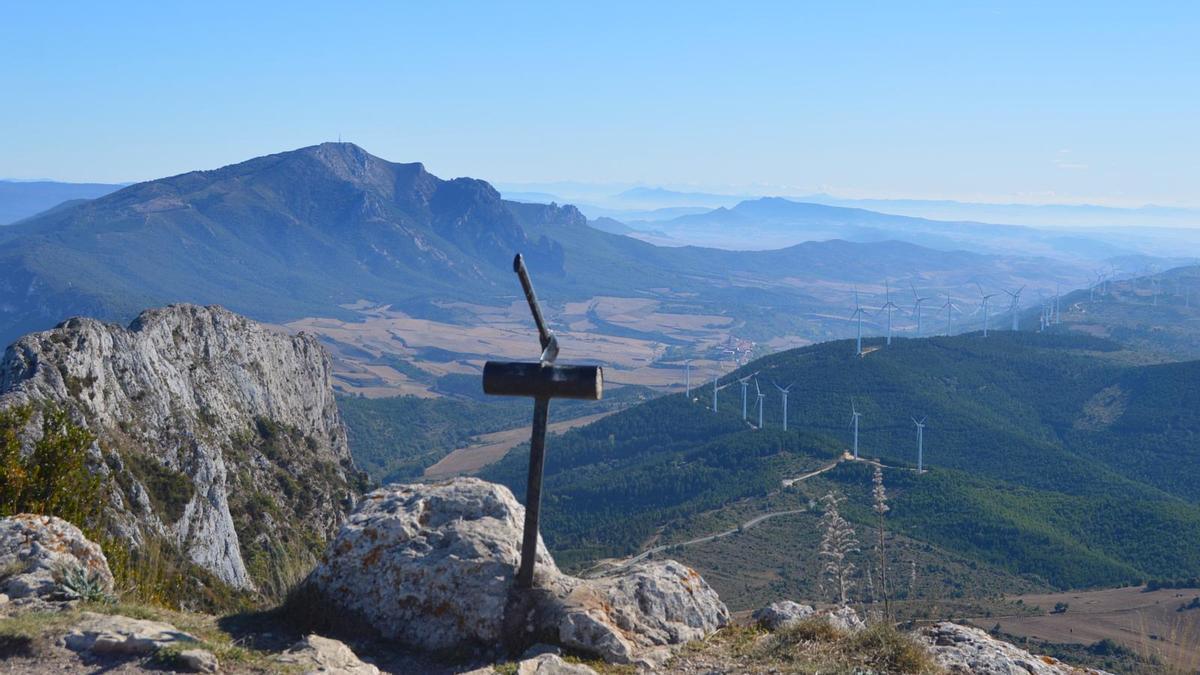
[1,2,1197,206]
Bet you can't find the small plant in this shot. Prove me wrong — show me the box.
[52,563,114,603]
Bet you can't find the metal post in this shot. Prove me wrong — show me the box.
[516,396,550,588]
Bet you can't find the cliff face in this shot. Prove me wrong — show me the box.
[0,304,362,591]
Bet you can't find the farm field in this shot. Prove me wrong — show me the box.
[424,410,618,477]
[967,586,1200,672]
[288,298,759,397]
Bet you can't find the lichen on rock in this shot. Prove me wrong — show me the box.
[0,513,114,600]
[307,477,729,665]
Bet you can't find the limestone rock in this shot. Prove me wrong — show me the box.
[178,648,220,673]
[0,514,113,600]
[820,605,865,633]
[752,600,815,630]
[309,477,728,664]
[557,560,729,665]
[922,622,1114,674]
[516,653,597,675]
[0,304,361,590]
[309,478,559,650]
[64,611,199,656]
[276,634,380,674]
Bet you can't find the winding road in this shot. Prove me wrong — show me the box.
[590,453,915,574]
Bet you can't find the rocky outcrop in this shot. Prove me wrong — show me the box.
[0,305,362,591]
[752,600,815,630]
[308,477,728,664]
[0,514,113,600]
[923,622,1114,674]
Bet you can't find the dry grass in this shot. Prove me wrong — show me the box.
[674,620,943,674]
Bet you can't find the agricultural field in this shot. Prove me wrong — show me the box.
[967,585,1200,673]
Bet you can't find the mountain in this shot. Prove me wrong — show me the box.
[628,197,1141,260]
[480,331,1200,598]
[0,143,569,345]
[0,180,125,224]
[0,304,363,596]
[0,143,1084,350]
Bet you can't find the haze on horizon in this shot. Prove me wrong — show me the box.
[1,2,1197,208]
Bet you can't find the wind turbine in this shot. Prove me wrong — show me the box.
[849,399,862,460]
[849,287,867,356]
[940,292,960,336]
[754,379,766,429]
[1053,283,1062,324]
[775,382,794,431]
[712,375,735,412]
[739,376,751,420]
[976,282,999,337]
[912,416,926,473]
[911,282,932,337]
[1003,285,1025,331]
[684,360,692,397]
[878,279,900,346]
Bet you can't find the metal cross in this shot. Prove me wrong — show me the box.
[483,254,604,588]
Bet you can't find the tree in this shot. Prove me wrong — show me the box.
[873,465,890,619]
[0,405,102,530]
[819,491,859,606]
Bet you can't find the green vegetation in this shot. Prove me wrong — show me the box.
[0,405,102,530]
[339,385,651,484]
[483,332,1200,589]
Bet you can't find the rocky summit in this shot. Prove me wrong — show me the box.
[0,304,362,592]
[307,477,729,666]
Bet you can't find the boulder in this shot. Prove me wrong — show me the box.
[820,605,865,633]
[177,649,220,673]
[556,560,728,665]
[64,611,199,656]
[276,634,380,674]
[309,478,560,650]
[752,600,815,630]
[309,478,728,663]
[922,622,1114,675]
[516,653,597,675]
[0,514,113,600]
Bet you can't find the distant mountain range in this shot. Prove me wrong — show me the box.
[0,143,1084,349]
[618,196,1200,262]
[498,182,1200,230]
[0,180,125,224]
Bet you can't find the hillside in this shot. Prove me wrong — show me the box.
[1030,264,1200,360]
[481,331,1200,595]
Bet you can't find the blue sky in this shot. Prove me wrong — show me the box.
[1,2,1196,205]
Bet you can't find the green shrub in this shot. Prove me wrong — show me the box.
[0,405,102,530]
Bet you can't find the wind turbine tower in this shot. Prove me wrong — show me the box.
[941,292,960,336]
[976,283,999,337]
[712,376,732,412]
[912,416,927,473]
[879,279,900,345]
[1003,286,1025,331]
[775,382,794,431]
[911,282,931,337]
[849,287,867,356]
[684,360,692,397]
[850,400,862,460]
[754,379,765,428]
[740,377,751,420]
